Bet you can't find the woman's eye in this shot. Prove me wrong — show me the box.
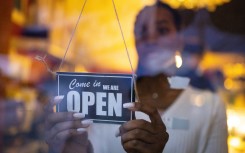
[158,28,169,35]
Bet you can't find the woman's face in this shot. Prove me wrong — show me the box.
[136,7,182,76]
[135,6,184,110]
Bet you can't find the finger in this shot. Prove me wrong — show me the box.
[67,133,90,146]
[44,95,64,113]
[52,129,88,144]
[123,139,154,153]
[123,102,165,128]
[46,120,93,141]
[121,128,157,144]
[123,138,168,153]
[117,119,155,137]
[45,112,85,129]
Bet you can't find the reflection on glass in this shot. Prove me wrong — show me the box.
[0,0,244,153]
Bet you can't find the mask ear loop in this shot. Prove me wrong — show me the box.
[111,0,141,120]
[35,0,88,75]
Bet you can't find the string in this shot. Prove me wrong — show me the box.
[35,0,140,105]
[111,0,141,105]
[58,0,88,72]
[35,0,88,74]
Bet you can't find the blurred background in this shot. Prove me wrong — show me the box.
[0,0,244,153]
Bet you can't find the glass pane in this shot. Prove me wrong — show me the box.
[1,0,244,153]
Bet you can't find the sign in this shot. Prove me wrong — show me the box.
[56,72,135,124]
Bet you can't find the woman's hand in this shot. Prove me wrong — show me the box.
[44,96,93,153]
[117,102,168,153]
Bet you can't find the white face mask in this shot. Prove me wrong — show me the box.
[141,45,177,76]
[136,34,182,76]
[135,4,184,76]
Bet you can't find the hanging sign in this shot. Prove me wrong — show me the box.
[56,72,135,124]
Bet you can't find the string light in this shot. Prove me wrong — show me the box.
[162,0,231,11]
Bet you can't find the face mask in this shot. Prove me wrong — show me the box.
[138,35,180,75]
[144,48,176,75]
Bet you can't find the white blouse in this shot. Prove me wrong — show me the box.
[88,86,228,153]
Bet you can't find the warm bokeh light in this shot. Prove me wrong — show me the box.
[201,51,245,91]
[229,137,241,148]
[227,109,245,152]
[237,125,245,136]
[224,78,234,90]
[11,8,25,26]
[227,110,241,131]
[175,51,182,68]
[162,0,231,11]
